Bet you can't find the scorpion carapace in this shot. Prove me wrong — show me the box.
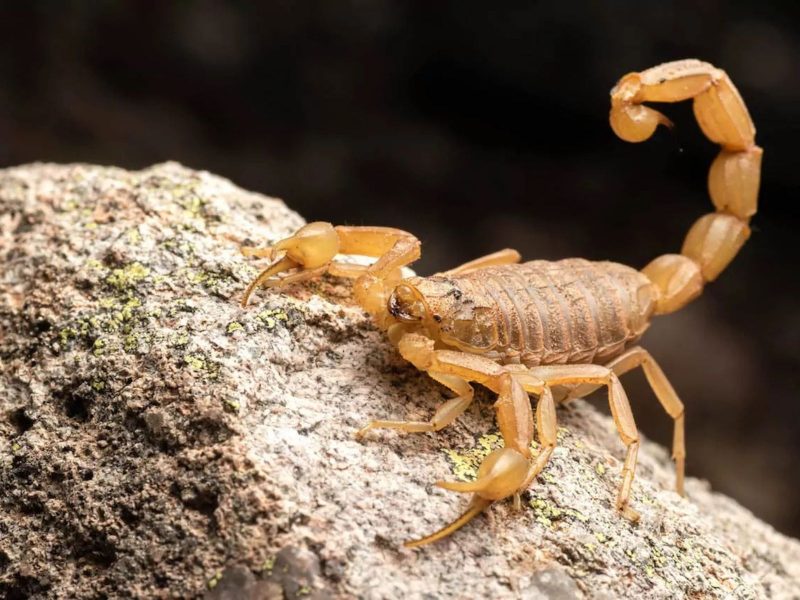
[240,59,761,547]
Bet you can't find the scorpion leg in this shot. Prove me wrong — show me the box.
[603,348,685,496]
[530,364,641,521]
[240,245,276,258]
[562,347,686,496]
[355,373,474,437]
[442,248,521,276]
[394,334,559,547]
[510,373,558,498]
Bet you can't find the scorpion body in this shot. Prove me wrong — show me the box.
[240,59,761,547]
[406,259,655,367]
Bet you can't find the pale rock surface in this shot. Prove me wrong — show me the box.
[1,162,798,599]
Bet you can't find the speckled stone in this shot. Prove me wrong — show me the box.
[1,163,798,599]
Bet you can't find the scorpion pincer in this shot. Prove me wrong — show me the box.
[239,59,761,547]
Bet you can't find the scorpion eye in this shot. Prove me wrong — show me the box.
[388,284,427,322]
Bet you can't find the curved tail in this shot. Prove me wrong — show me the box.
[610,59,762,315]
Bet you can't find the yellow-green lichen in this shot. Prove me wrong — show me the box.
[256,308,289,330]
[184,354,205,370]
[85,259,106,272]
[58,294,152,356]
[443,431,550,483]
[126,228,142,244]
[529,496,589,528]
[183,354,220,379]
[93,338,107,356]
[223,398,240,413]
[106,262,150,291]
[529,497,564,527]
[91,380,105,392]
[443,433,503,481]
[226,321,244,334]
[98,297,117,309]
[183,268,234,293]
[162,238,196,257]
[595,463,606,476]
[114,297,142,323]
[186,270,208,284]
[260,555,276,573]
[178,192,207,219]
[651,545,667,567]
[170,332,190,347]
[206,571,222,590]
[123,334,140,353]
[59,327,78,346]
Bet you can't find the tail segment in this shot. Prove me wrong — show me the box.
[610,59,762,315]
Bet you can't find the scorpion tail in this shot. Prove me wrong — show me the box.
[403,496,493,549]
[610,59,762,315]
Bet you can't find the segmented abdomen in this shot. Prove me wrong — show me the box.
[457,259,656,365]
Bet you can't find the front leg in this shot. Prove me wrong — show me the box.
[365,333,561,547]
[355,372,474,437]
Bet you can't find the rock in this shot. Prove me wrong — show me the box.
[1,162,798,599]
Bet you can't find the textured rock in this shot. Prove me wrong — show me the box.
[1,162,798,599]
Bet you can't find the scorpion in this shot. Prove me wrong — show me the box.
[240,59,761,547]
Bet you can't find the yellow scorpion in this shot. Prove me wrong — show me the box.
[240,59,761,547]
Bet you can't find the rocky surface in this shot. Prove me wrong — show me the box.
[1,162,798,599]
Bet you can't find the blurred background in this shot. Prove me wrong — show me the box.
[1,1,798,536]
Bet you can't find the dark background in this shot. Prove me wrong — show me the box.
[1,1,798,536]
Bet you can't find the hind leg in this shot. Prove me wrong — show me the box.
[530,364,641,521]
[565,347,686,496]
[604,347,685,495]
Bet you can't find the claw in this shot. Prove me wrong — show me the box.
[240,222,340,306]
[271,221,340,268]
[404,496,493,548]
[405,448,530,548]
[241,254,300,307]
[436,448,529,500]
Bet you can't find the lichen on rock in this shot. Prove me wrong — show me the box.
[1,162,799,599]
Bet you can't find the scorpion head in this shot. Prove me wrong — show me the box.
[388,277,459,327]
[387,277,498,352]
